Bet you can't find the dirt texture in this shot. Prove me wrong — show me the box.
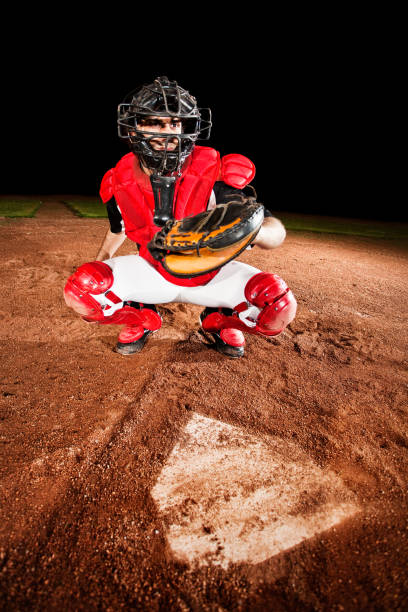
[0,200,407,611]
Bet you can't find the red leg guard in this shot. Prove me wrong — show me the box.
[244,272,297,335]
[201,273,297,338]
[64,262,162,333]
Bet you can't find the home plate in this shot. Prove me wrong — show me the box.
[151,413,359,569]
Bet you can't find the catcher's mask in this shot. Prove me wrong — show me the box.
[117,75,212,176]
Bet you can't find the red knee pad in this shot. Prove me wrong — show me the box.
[63,280,105,320]
[66,261,113,294]
[245,272,289,307]
[64,261,114,321]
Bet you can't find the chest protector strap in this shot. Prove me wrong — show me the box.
[150,174,177,227]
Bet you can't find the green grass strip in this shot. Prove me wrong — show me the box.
[63,199,108,218]
[2,195,405,241]
[0,199,42,217]
[276,212,408,240]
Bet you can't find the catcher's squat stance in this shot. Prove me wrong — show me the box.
[64,76,297,358]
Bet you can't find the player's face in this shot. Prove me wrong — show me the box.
[137,116,182,151]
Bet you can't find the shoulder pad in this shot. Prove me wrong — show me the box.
[100,154,135,203]
[100,168,115,203]
[220,154,255,189]
[188,146,220,173]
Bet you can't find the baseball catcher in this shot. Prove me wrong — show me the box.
[64,76,297,358]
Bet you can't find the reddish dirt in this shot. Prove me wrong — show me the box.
[0,200,407,611]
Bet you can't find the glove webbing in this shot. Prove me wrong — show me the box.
[177,202,231,236]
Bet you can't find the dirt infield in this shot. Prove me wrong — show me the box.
[1,201,407,610]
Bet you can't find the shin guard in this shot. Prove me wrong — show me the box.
[201,273,297,338]
[64,262,162,333]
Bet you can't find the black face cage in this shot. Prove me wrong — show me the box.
[117,76,212,175]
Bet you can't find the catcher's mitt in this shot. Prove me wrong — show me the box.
[147,195,264,277]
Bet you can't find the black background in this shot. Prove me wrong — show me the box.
[2,18,402,221]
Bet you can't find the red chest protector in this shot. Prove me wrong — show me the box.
[100,146,255,287]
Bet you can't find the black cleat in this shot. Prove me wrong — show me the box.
[210,330,245,358]
[115,329,152,355]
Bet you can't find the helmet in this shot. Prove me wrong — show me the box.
[117,76,212,175]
